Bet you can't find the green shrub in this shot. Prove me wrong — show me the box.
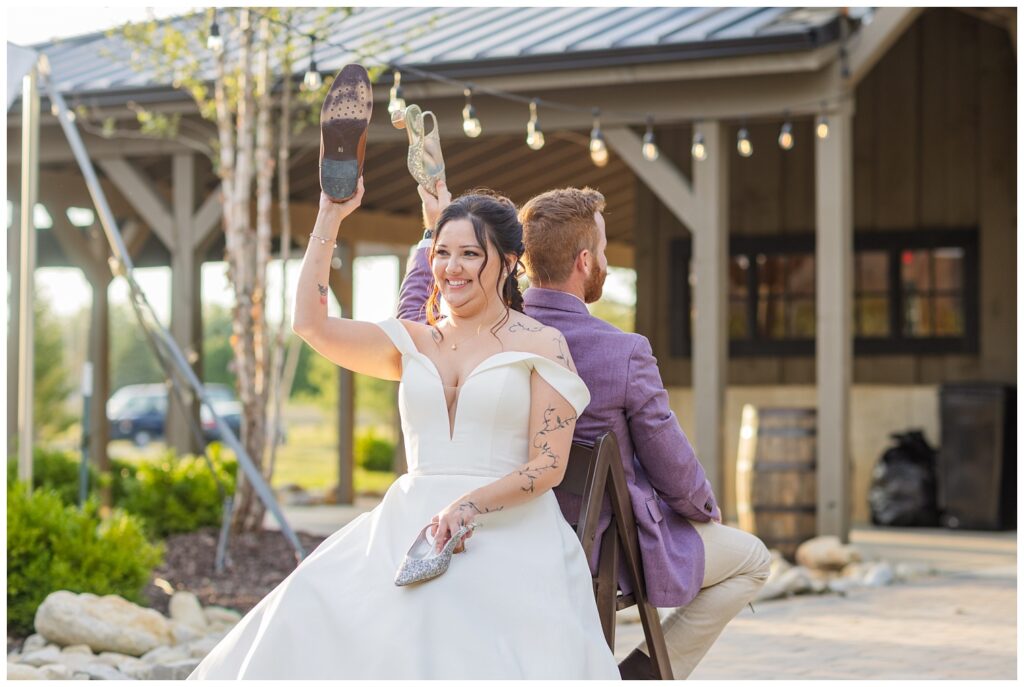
[6,483,164,636]
[7,448,96,506]
[355,431,395,473]
[117,452,236,539]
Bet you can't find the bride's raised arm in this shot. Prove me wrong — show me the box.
[292,183,402,382]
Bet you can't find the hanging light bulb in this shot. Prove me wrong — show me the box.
[737,125,753,157]
[462,86,482,138]
[388,70,406,115]
[526,100,545,150]
[303,36,321,90]
[816,114,830,139]
[642,115,659,162]
[589,108,608,167]
[207,11,223,53]
[778,117,794,150]
[691,129,708,161]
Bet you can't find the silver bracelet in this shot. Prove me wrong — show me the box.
[309,232,337,248]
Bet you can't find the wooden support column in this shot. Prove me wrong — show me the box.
[815,103,854,542]
[329,240,355,504]
[166,154,201,455]
[86,270,111,504]
[392,249,408,476]
[18,65,40,485]
[692,121,729,501]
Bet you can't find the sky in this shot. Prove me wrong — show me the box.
[5,5,636,325]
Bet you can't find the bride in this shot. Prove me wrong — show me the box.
[189,179,620,679]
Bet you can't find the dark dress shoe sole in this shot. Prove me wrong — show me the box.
[319,64,372,202]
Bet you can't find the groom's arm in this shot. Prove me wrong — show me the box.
[396,244,432,324]
[624,335,721,523]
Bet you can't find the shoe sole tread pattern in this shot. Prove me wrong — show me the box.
[320,65,372,202]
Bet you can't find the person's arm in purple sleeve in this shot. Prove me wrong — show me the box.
[396,182,451,323]
[624,335,721,523]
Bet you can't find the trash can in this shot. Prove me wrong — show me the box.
[936,383,1016,530]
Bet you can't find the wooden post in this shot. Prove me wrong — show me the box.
[392,249,408,476]
[692,121,729,501]
[332,240,355,505]
[815,103,854,541]
[18,65,40,485]
[87,271,112,507]
[167,153,201,455]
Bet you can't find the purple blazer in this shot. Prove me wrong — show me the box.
[397,247,719,607]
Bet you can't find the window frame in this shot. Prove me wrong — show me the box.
[670,228,979,358]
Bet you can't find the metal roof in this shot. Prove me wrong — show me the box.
[25,7,848,100]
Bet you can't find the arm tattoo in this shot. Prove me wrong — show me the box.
[316,282,328,306]
[431,328,442,345]
[553,334,574,371]
[458,501,503,515]
[517,404,577,493]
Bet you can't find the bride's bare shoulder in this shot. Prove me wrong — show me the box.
[503,311,575,372]
[397,318,441,351]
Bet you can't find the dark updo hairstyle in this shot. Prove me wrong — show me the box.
[426,189,525,336]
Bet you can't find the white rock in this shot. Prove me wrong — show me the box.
[18,645,61,667]
[185,635,223,659]
[6,662,45,679]
[895,562,934,580]
[756,566,814,601]
[121,662,154,680]
[34,591,173,657]
[826,577,861,594]
[141,644,189,665]
[72,673,91,681]
[96,651,145,672]
[203,606,242,626]
[862,561,895,587]
[148,658,202,680]
[37,663,73,680]
[795,536,862,571]
[170,620,201,645]
[21,634,48,654]
[61,644,93,655]
[76,661,131,680]
[169,592,209,632]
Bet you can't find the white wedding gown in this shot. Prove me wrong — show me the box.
[189,319,620,679]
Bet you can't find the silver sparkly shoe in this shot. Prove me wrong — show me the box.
[394,523,477,587]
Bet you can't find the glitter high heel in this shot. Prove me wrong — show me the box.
[394,522,477,587]
[391,103,446,196]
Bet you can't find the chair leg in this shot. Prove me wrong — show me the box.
[595,524,619,649]
[637,601,673,679]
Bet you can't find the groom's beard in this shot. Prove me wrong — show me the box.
[583,263,607,303]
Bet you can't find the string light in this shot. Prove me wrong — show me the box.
[642,115,659,162]
[691,129,708,161]
[526,100,544,150]
[816,112,830,139]
[737,124,753,157]
[589,108,608,167]
[778,115,794,150]
[207,11,223,53]
[388,70,406,115]
[462,86,482,138]
[303,36,322,90]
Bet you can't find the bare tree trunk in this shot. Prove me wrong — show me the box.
[267,40,295,482]
[229,9,266,533]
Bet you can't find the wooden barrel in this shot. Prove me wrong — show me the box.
[736,405,817,561]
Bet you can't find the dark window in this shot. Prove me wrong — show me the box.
[671,229,978,357]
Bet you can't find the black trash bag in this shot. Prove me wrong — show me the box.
[868,430,941,527]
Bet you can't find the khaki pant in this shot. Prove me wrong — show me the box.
[636,521,771,679]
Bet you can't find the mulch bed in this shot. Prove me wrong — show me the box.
[142,527,328,616]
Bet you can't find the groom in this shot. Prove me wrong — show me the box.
[398,183,770,679]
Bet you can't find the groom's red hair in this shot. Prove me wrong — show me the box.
[519,187,605,287]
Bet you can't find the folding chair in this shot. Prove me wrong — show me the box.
[562,431,673,679]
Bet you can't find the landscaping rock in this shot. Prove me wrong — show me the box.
[170,620,201,645]
[96,651,146,673]
[34,591,173,657]
[186,634,223,659]
[21,635,48,654]
[6,662,44,679]
[203,606,242,626]
[37,663,73,680]
[148,658,201,680]
[796,536,862,571]
[18,645,60,667]
[140,644,189,665]
[61,644,93,655]
[862,561,895,587]
[169,591,208,631]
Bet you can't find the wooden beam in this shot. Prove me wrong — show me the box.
[605,241,634,270]
[604,127,700,236]
[97,158,176,249]
[191,189,223,251]
[815,106,854,542]
[847,8,924,87]
[691,120,729,500]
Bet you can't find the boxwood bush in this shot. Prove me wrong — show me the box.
[355,430,395,473]
[6,483,164,635]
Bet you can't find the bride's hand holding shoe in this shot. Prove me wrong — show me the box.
[430,498,479,553]
[418,179,452,229]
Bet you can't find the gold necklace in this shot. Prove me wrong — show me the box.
[445,313,502,351]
